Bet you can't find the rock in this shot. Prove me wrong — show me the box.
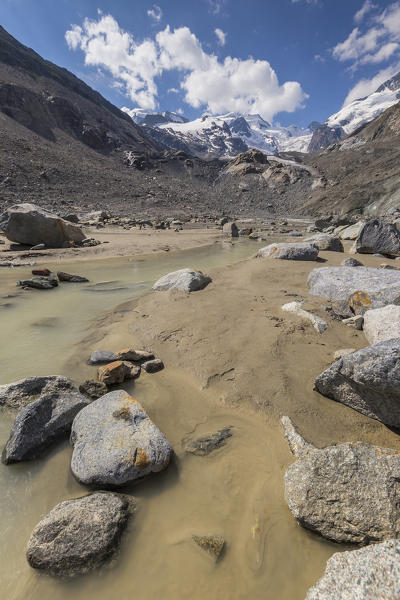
[282,416,400,543]
[280,416,315,458]
[282,302,328,334]
[356,219,400,256]
[337,221,365,240]
[32,268,51,276]
[70,390,172,486]
[290,231,303,237]
[256,242,319,261]
[0,203,85,248]
[115,349,154,362]
[88,350,117,364]
[183,427,232,456]
[363,304,400,344]
[307,266,400,308]
[330,299,354,319]
[18,276,58,290]
[192,535,225,561]
[333,348,356,360]
[314,338,400,427]
[222,222,239,237]
[141,359,164,373]
[153,269,211,292]
[26,492,133,577]
[248,231,261,240]
[81,237,101,247]
[0,375,76,409]
[306,234,344,252]
[305,540,400,600]
[342,315,364,330]
[57,272,89,283]
[348,290,372,315]
[30,243,45,250]
[79,380,108,400]
[341,258,363,267]
[3,391,89,463]
[97,361,140,385]
[379,262,398,270]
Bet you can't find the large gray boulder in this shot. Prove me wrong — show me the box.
[152,268,211,292]
[282,417,400,544]
[336,221,364,240]
[222,221,239,237]
[305,234,344,252]
[0,203,85,247]
[356,219,400,255]
[306,540,400,600]
[308,266,400,308]
[0,375,76,410]
[256,242,319,261]
[314,338,400,427]
[363,304,400,344]
[26,492,134,577]
[3,391,89,463]
[70,390,172,486]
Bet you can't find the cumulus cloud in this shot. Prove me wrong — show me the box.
[215,28,226,46]
[343,63,400,104]
[65,14,307,120]
[147,5,162,23]
[333,1,400,68]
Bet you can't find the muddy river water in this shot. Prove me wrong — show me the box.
[0,240,341,600]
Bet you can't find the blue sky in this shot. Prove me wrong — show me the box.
[1,0,400,127]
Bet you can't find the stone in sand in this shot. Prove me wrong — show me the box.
[141,359,164,373]
[184,427,232,456]
[337,221,365,240]
[26,492,134,577]
[57,272,89,283]
[79,380,108,400]
[88,350,117,364]
[18,276,58,290]
[356,219,400,256]
[153,269,211,292]
[281,416,400,543]
[97,361,140,385]
[0,375,76,410]
[281,301,327,334]
[341,257,363,267]
[222,222,239,237]
[32,268,51,276]
[192,535,225,561]
[363,304,400,344]
[115,348,154,362]
[0,203,85,248]
[342,315,363,330]
[70,390,172,486]
[333,348,356,360]
[305,234,344,252]
[305,540,400,600]
[256,242,319,261]
[3,391,89,463]
[314,338,400,428]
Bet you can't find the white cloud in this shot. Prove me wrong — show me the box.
[215,28,226,46]
[65,14,307,121]
[314,54,325,62]
[354,0,376,23]
[147,4,162,22]
[343,63,400,104]
[333,1,400,68]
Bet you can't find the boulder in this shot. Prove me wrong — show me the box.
[363,305,400,344]
[0,204,85,248]
[97,361,140,385]
[88,350,117,364]
[340,258,363,267]
[305,234,344,252]
[342,315,364,330]
[70,390,172,486]
[222,222,239,237]
[26,492,133,577]
[32,268,52,276]
[306,540,400,600]
[307,266,400,308]
[0,375,76,410]
[79,380,108,400]
[337,221,364,240]
[3,391,89,463]
[18,276,58,290]
[356,219,400,256]
[141,359,164,373]
[57,272,89,283]
[314,338,400,427]
[153,269,211,292]
[256,242,319,261]
[282,416,400,543]
[282,302,328,334]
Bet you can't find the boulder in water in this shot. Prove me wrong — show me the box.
[153,269,211,292]
[256,242,319,261]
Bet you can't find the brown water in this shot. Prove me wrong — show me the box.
[0,240,338,600]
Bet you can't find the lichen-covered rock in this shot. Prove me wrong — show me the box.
[70,390,172,486]
[306,234,344,252]
[153,268,211,292]
[281,416,400,543]
[97,361,140,385]
[192,535,225,561]
[363,304,400,344]
[26,492,134,577]
[0,375,76,409]
[356,219,400,256]
[306,540,400,600]
[18,276,58,289]
[308,266,400,308]
[314,338,400,427]
[3,391,89,463]
[257,242,319,261]
[0,203,85,248]
[79,380,108,400]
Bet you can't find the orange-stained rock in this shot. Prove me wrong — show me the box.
[97,361,140,385]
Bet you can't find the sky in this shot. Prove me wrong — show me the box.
[1,0,400,127]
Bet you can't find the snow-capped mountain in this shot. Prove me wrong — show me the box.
[122,107,188,126]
